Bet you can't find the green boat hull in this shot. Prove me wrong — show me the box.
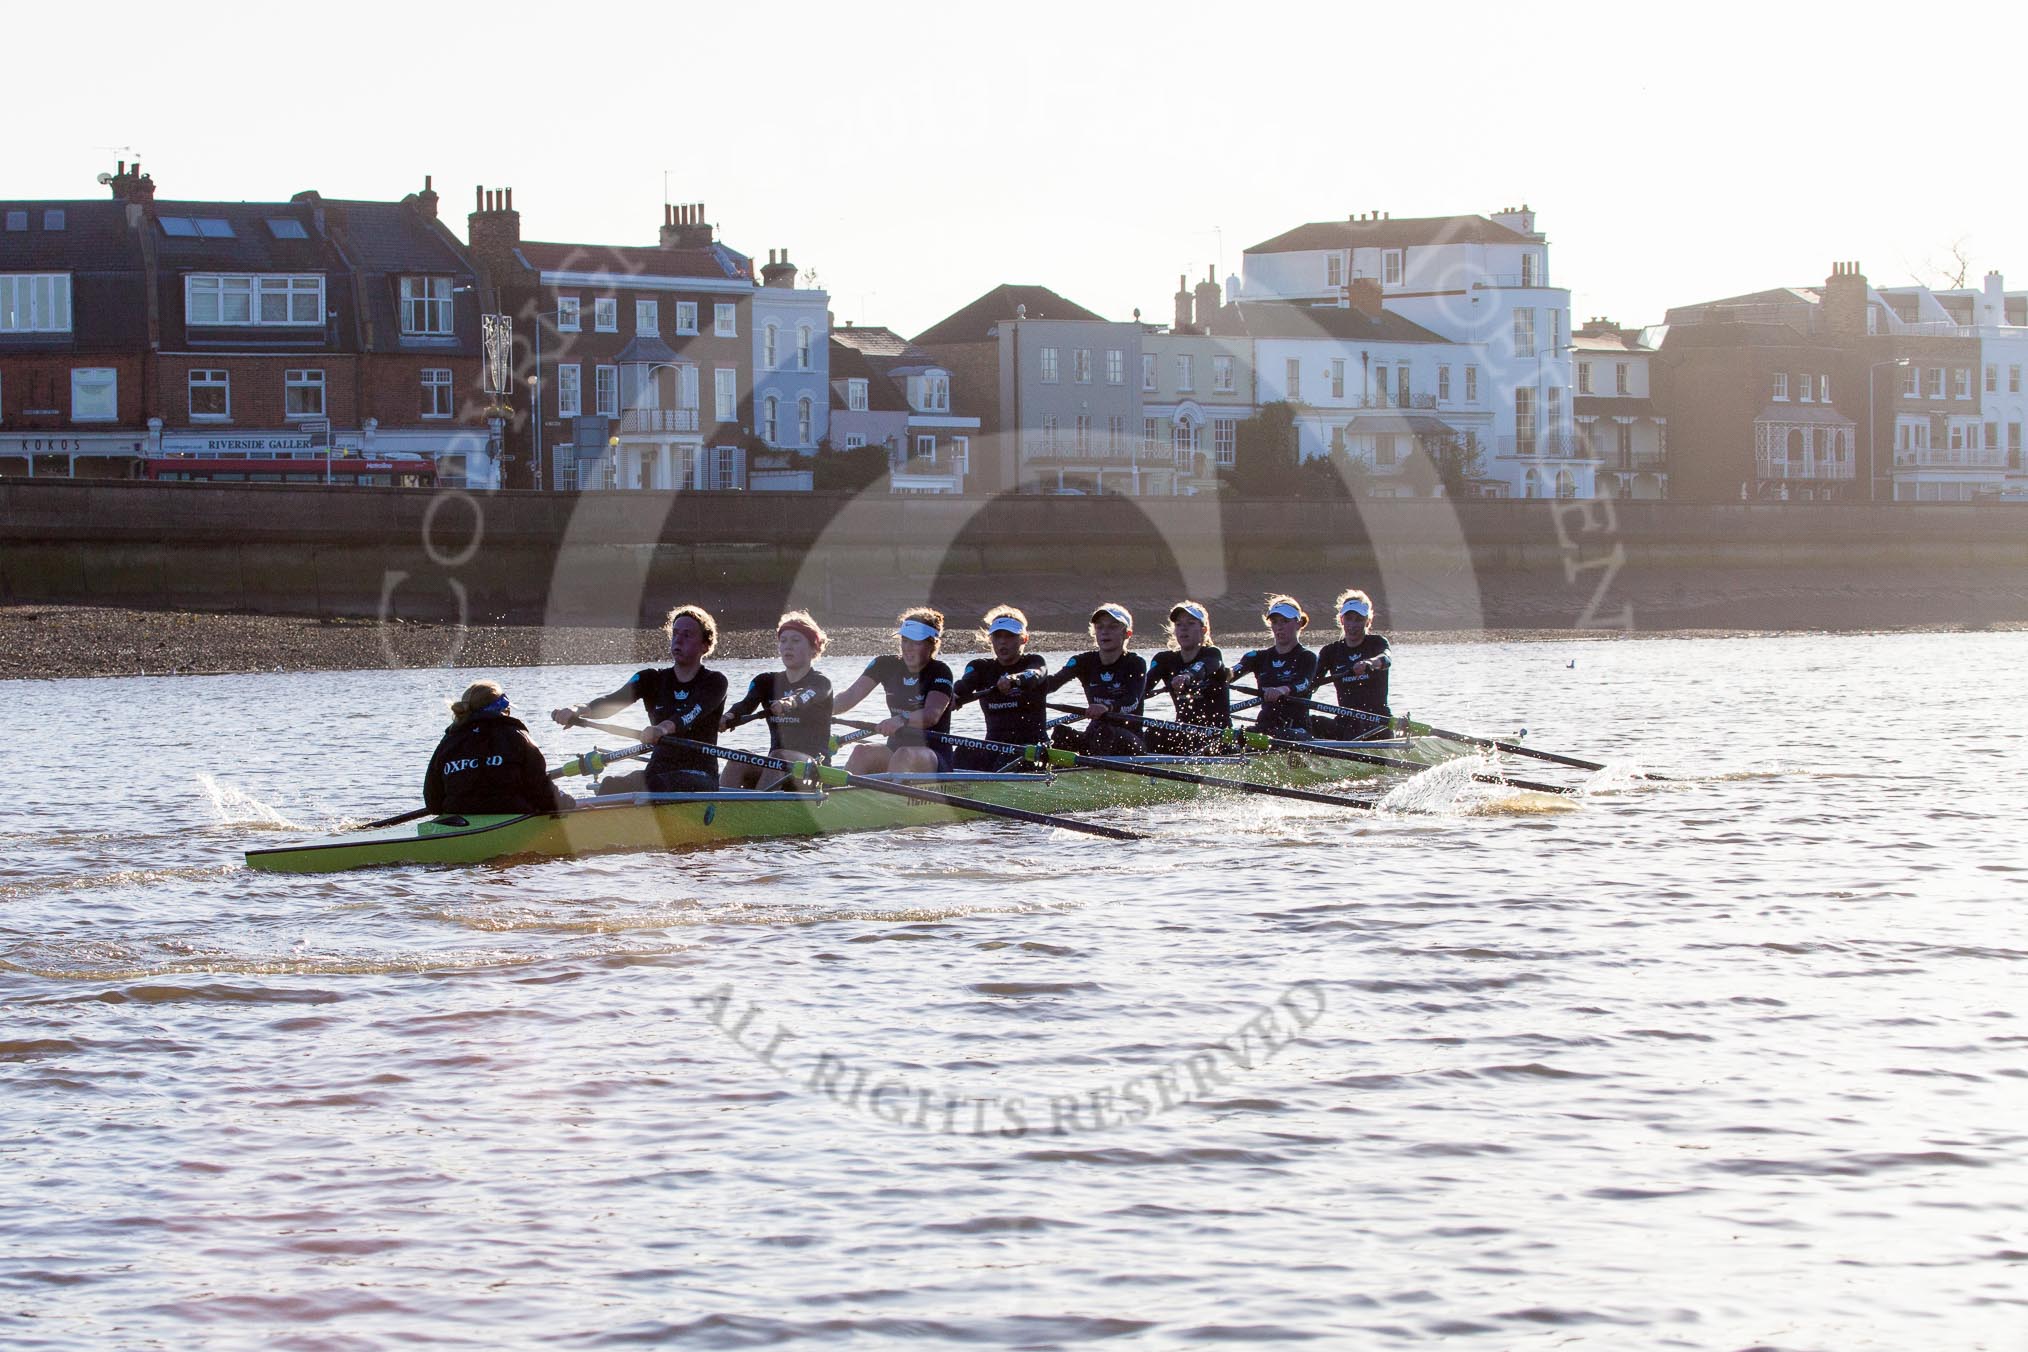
[245,739,1457,873]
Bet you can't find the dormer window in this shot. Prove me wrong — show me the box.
[400,276,454,335]
[847,378,868,411]
[0,274,72,332]
[1327,254,1343,288]
[187,274,323,326]
[1383,250,1403,286]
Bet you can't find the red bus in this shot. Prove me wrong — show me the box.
[141,452,437,487]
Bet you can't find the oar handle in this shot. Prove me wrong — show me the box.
[655,737,1144,842]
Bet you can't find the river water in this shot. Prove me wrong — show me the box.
[2,631,2023,1350]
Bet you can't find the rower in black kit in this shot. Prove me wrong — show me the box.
[718,610,834,789]
[950,605,1050,770]
[1142,600,1233,754]
[1229,595,1317,740]
[726,668,833,756]
[551,604,728,793]
[1042,602,1148,757]
[1311,588,1392,740]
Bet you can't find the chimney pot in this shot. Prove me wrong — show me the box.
[505,188,512,210]
[424,174,432,191]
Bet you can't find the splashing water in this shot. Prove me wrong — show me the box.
[1377,755,1575,817]
[197,774,305,831]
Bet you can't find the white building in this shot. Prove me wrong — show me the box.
[1237,206,1586,497]
[749,250,829,490]
[1212,297,1480,496]
[1875,272,2028,499]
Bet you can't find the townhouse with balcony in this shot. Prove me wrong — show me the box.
[467,193,759,491]
[1235,206,1583,497]
[827,326,977,494]
[1139,270,1254,495]
[1655,279,1864,503]
[749,249,830,489]
[1657,262,2028,502]
[1872,272,2028,500]
[3,164,491,485]
[1572,319,1668,499]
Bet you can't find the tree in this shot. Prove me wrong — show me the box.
[1399,433,1485,498]
[810,437,890,491]
[1220,401,1302,496]
[1298,447,1371,499]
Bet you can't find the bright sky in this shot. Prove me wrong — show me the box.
[13,0,2025,337]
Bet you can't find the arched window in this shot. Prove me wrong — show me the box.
[797,325,812,371]
[763,395,779,444]
[1522,467,1543,498]
[797,396,813,446]
[764,323,779,370]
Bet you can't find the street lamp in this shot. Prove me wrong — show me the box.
[1867,357,1911,503]
[526,373,542,490]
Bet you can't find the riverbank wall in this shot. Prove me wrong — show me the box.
[5,479,2027,633]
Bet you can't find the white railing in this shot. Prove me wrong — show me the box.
[618,408,700,434]
[1023,441,1151,462]
[1494,432,1580,457]
[1893,449,2010,468]
[1755,456,1855,480]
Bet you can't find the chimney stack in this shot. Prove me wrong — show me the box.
[1193,266,1221,331]
[660,201,714,249]
[761,248,798,288]
[410,173,439,220]
[1823,260,1869,340]
[466,183,523,283]
[1981,269,2006,327]
[108,160,156,205]
[1174,273,1194,333]
[1346,276,1385,316]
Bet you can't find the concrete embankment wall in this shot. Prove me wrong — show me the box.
[4,479,2027,633]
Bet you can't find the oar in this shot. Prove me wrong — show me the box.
[568,716,1144,842]
[835,720,1382,811]
[826,688,1085,760]
[1229,683,1664,779]
[1218,712,1576,795]
[1045,703,1573,797]
[354,742,654,831]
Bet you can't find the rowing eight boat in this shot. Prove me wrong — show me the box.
[245,736,1460,873]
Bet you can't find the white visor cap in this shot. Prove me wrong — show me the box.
[986,614,1028,636]
[1266,601,1304,622]
[1339,596,1373,619]
[1169,602,1209,625]
[1091,604,1133,627]
[897,618,941,642]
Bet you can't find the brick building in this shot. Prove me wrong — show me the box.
[466,191,772,491]
[1,164,491,485]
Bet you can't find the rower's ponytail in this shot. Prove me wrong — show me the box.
[449,679,507,724]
